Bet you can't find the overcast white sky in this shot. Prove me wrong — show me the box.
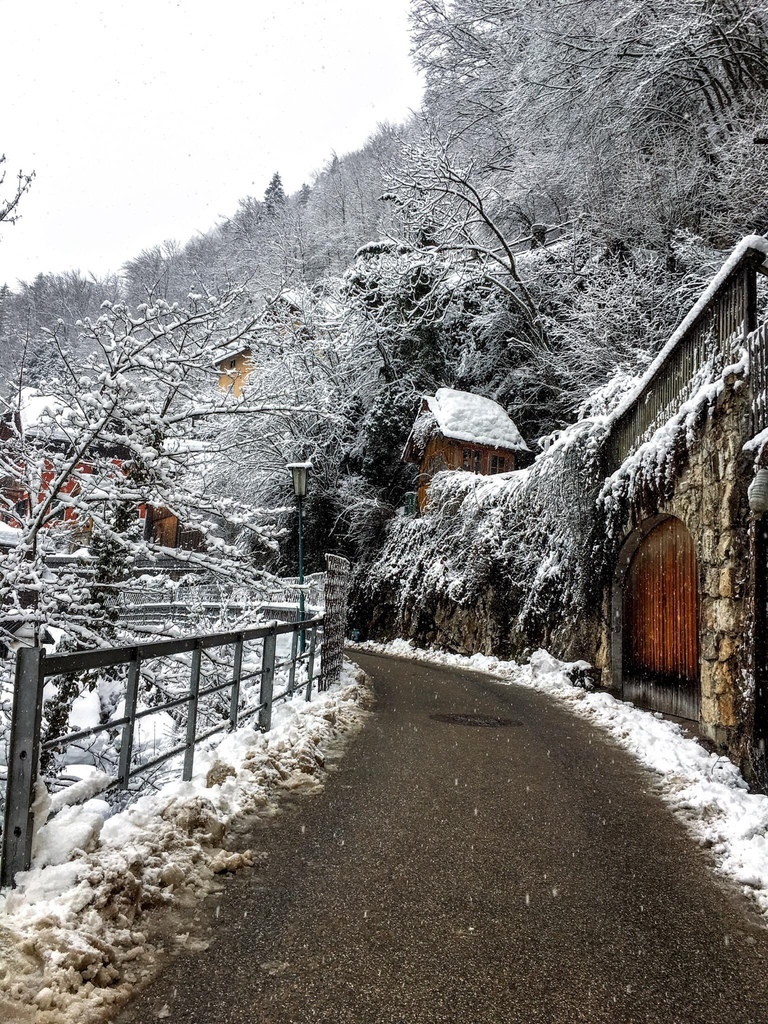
[0,0,423,287]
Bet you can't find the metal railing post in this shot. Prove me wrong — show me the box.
[229,636,244,731]
[1,647,46,888]
[287,627,299,695]
[182,642,202,781]
[118,649,141,789]
[258,628,277,732]
[306,625,317,698]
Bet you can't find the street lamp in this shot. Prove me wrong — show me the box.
[287,462,311,649]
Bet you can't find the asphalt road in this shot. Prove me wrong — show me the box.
[115,652,768,1024]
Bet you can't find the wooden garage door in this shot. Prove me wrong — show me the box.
[755,518,768,746]
[623,517,700,720]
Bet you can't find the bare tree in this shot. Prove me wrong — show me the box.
[0,153,33,228]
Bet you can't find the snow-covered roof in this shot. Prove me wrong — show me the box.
[17,388,72,440]
[424,388,529,451]
[213,343,252,368]
[269,285,343,321]
[0,522,21,547]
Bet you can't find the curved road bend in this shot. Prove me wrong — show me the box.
[116,652,768,1024]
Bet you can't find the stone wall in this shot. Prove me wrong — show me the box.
[596,373,756,751]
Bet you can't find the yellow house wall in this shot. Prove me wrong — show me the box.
[217,350,253,397]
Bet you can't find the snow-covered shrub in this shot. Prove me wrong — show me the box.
[353,414,609,659]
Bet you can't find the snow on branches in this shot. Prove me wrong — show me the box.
[0,289,323,648]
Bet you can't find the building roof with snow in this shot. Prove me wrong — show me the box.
[18,388,71,438]
[426,388,527,450]
[0,522,21,547]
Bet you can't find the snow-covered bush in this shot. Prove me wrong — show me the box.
[353,413,609,659]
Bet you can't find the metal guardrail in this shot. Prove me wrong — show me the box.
[0,614,332,888]
[93,575,327,627]
[266,573,325,609]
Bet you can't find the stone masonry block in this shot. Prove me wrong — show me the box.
[704,568,721,597]
[700,661,717,702]
[718,635,738,662]
[716,691,737,729]
[720,483,740,528]
[702,597,717,632]
[701,630,719,661]
[717,531,738,561]
[711,659,737,696]
[719,567,738,598]
[714,598,743,633]
[701,528,717,563]
[700,692,719,726]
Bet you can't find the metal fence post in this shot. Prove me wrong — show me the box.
[306,625,317,699]
[258,628,277,732]
[118,649,141,789]
[229,635,244,731]
[1,647,46,888]
[287,627,299,695]
[182,642,202,781]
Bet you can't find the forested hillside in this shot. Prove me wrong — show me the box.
[2,0,768,578]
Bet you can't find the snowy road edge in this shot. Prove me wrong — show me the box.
[351,638,768,921]
[0,660,371,1024]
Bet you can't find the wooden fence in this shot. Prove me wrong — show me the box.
[606,245,766,471]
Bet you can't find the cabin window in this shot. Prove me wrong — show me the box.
[229,358,237,369]
[427,454,448,477]
[490,455,507,474]
[462,448,483,473]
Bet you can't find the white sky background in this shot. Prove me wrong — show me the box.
[0,0,424,287]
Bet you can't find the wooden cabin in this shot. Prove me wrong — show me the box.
[403,388,529,511]
[143,505,205,552]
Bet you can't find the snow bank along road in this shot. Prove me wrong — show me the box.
[115,651,768,1024]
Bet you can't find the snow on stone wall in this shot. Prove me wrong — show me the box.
[596,353,756,747]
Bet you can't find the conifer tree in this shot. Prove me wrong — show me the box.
[264,172,287,217]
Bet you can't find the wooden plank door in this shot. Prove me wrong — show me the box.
[755,517,768,747]
[623,517,700,720]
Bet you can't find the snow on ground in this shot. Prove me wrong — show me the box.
[352,639,768,920]
[0,662,370,1024]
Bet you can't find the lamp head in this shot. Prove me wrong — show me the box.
[748,468,768,514]
[287,461,311,498]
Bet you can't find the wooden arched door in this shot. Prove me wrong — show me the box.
[622,517,700,720]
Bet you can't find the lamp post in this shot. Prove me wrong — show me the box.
[287,462,310,651]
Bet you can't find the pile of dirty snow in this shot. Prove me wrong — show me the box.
[0,663,370,1024]
[352,639,768,920]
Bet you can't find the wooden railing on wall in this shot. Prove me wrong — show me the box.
[751,319,768,439]
[606,246,766,472]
